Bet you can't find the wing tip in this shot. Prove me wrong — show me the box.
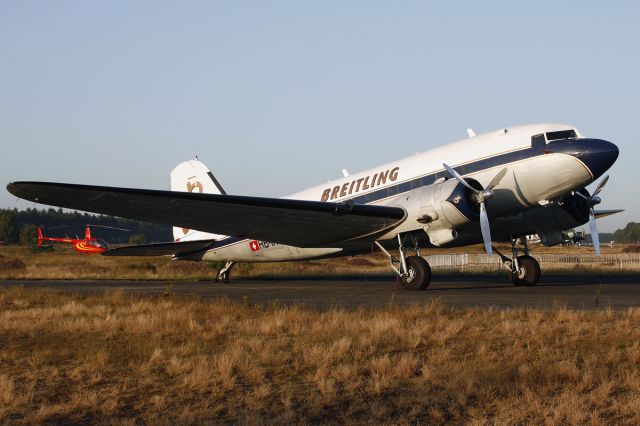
[6,182,19,196]
[594,209,625,219]
[6,181,40,199]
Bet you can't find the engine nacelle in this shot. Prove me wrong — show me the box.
[517,190,592,246]
[382,178,481,245]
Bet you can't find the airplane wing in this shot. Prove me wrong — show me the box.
[104,239,217,257]
[6,182,406,248]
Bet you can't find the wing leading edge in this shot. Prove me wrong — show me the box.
[6,182,406,248]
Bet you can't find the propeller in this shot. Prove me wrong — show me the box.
[575,175,609,256]
[85,224,131,232]
[443,164,508,256]
[43,224,131,232]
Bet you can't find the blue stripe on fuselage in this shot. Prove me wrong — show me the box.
[347,143,547,205]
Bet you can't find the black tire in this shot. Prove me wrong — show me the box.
[401,256,432,290]
[511,255,541,286]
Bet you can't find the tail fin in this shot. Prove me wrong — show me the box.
[170,159,228,241]
[37,227,43,246]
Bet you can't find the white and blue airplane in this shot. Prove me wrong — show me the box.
[6,123,621,289]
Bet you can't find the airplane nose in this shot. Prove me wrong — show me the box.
[546,138,619,181]
[578,138,619,180]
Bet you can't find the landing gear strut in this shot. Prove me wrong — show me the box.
[216,261,236,283]
[495,237,541,286]
[375,234,431,290]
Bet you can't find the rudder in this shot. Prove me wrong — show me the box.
[170,159,228,241]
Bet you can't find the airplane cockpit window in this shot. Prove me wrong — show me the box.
[546,129,577,141]
[531,133,546,149]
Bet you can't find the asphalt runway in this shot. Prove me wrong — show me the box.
[2,275,640,310]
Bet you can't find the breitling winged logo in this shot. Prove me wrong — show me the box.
[182,181,204,234]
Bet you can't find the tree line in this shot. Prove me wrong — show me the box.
[613,222,640,244]
[0,208,172,245]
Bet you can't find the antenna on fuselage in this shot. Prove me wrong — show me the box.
[466,128,476,138]
[342,169,350,177]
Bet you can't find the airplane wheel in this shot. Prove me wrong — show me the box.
[401,256,431,290]
[215,271,231,283]
[511,255,540,286]
[216,261,235,283]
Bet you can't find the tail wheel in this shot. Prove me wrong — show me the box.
[401,256,432,290]
[511,255,541,286]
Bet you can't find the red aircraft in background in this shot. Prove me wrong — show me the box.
[37,225,116,254]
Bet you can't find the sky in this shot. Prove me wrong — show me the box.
[1,1,638,233]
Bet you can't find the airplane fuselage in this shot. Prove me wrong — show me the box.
[187,123,618,263]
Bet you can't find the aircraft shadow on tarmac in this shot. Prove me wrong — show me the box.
[427,284,515,292]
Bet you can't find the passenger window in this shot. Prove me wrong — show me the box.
[398,182,411,193]
[421,175,435,186]
[531,133,546,149]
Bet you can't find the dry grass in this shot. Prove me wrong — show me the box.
[1,244,639,281]
[0,287,639,424]
[623,244,640,253]
[0,246,215,280]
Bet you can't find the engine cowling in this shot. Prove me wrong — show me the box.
[524,190,592,245]
[383,178,482,245]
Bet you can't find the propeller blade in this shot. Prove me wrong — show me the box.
[486,167,508,191]
[575,191,589,200]
[479,202,493,256]
[443,163,501,256]
[86,224,132,232]
[589,209,601,257]
[442,163,479,194]
[592,175,609,197]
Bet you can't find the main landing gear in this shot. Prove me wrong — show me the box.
[495,237,541,286]
[216,261,236,283]
[375,234,431,290]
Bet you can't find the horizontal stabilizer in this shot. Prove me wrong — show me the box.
[594,209,624,219]
[103,239,217,257]
[6,181,406,248]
